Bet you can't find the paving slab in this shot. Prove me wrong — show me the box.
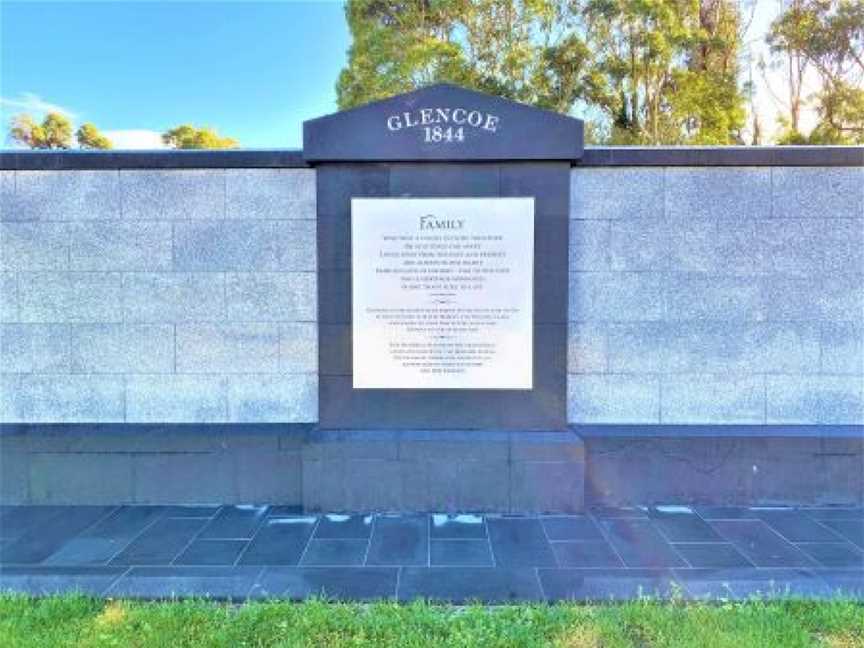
[430,540,494,567]
[538,568,677,601]
[541,516,603,541]
[673,568,833,600]
[43,506,166,565]
[314,514,374,539]
[110,518,207,566]
[430,514,487,539]
[795,543,864,568]
[0,506,115,564]
[199,505,269,539]
[710,520,816,568]
[551,541,622,568]
[672,543,753,569]
[106,566,261,601]
[175,540,247,566]
[366,516,428,566]
[599,519,687,568]
[649,507,723,542]
[301,539,368,566]
[820,520,864,550]
[398,567,543,603]
[754,509,846,543]
[253,567,397,601]
[486,518,556,567]
[238,517,317,566]
[0,566,126,596]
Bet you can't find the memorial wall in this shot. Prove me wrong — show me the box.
[0,84,861,508]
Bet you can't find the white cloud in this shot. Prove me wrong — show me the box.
[0,92,78,119]
[102,129,167,150]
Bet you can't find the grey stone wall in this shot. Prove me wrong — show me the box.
[568,166,864,425]
[0,169,317,423]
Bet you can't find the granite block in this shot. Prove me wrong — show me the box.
[609,218,669,271]
[567,374,660,424]
[176,322,279,373]
[227,374,317,423]
[821,322,864,374]
[226,168,315,219]
[568,220,609,271]
[570,168,664,220]
[2,374,124,422]
[279,323,317,373]
[126,375,227,423]
[767,375,864,424]
[569,272,664,321]
[70,324,173,373]
[225,272,315,321]
[18,272,123,323]
[667,274,763,321]
[662,374,765,424]
[173,220,315,271]
[253,566,396,601]
[238,516,317,565]
[123,272,225,322]
[120,169,224,220]
[1,323,70,373]
[762,274,863,321]
[0,222,68,271]
[9,170,120,221]
[772,167,863,219]
[567,322,607,373]
[666,167,771,220]
[759,218,864,276]
[0,272,17,321]
[69,221,172,271]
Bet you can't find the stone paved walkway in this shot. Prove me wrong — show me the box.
[0,505,861,603]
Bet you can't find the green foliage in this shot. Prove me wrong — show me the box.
[337,0,747,144]
[161,124,238,149]
[9,112,73,149]
[0,595,862,648]
[75,123,113,149]
[769,0,864,144]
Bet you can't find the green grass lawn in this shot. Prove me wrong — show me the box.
[0,595,861,648]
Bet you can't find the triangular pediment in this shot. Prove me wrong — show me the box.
[303,84,583,162]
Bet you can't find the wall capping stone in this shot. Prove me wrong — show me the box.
[2,146,860,170]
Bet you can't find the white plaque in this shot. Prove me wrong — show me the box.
[352,197,534,389]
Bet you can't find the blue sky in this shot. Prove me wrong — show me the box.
[1,1,349,148]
